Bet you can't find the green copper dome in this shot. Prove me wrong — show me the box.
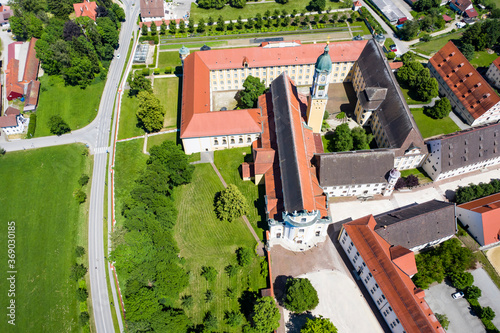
[179,45,190,55]
[315,44,332,73]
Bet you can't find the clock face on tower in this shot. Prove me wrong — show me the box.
[320,75,326,83]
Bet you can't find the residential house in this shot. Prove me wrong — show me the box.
[457,193,500,246]
[428,41,500,126]
[449,0,473,14]
[0,107,28,135]
[73,0,97,21]
[486,57,500,89]
[339,215,445,333]
[0,3,12,25]
[140,0,166,22]
[422,123,500,181]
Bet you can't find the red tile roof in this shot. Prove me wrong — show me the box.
[429,41,500,120]
[73,1,97,21]
[180,41,368,139]
[390,245,418,276]
[0,115,18,128]
[442,14,453,22]
[6,59,23,101]
[23,38,39,82]
[25,80,40,107]
[493,57,500,71]
[4,107,20,116]
[465,8,478,17]
[344,216,444,333]
[390,62,404,70]
[450,0,472,12]
[140,0,165,18]
[459,193,500,245]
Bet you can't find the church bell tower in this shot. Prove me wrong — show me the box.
[306,44,332,133]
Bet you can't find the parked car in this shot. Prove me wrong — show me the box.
[452,291,464,299]
[456,22,466,28]
[390,44,397,52]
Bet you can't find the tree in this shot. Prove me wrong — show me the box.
[330,123,353,152]
[168,21,176,35]
[225,264,238,277]
[197,18,206,33]
[179,20,186,33]
[79,312,90,326]
[79,174,90,186]
[181,295,193,309]
[480,306,496,321]
[141,23,149,36]
[216,15,225,32]
[0,147,5,156]
[301,316,337,333]
[249,297,280,333]
[150,21,157,35]
[412,254,444,289]
[215,184,249,222]
[351,127,373,150]
[425,97,451,119]
[450,271,474,290]
[435,313,449,330]
[236,247,253,266]
[405,174,419,188]
[225,310,244,327]
[203,311,217,331]
[398,20,420,41]
[75,245,86,257]
[147,140,194,186]
[205,289,215,303]
[70,263,87,281]
[76,287,88,302]
[150,308,191,332]
[284,278,319,313]
[460,43,475,61]
[128,71,152,96]
[48,115,71,135]
[125,287,160,322]
[416,77,438,101]
[136,91,165,132]
[465,285,482,299]
[308,0,326,12]
[201,266,218,282]
[207,16,214,26]
[188,19,195,33]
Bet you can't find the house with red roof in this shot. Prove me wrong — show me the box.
[457,193,500,246]
[449,0,473,14]
[5,38,41,111]
[0,106,28,135]
[339,215,445,332]
[73,0,97,21]
[140,0,166,22]
[428,41,500,126]
[465,7,478,18]
[353,0,362,10]
[486,57,500,89]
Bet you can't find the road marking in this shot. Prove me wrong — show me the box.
[94,147,109,154]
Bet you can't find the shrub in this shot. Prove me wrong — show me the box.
[71,263,87,281]
[450,271,474,290]
[205,290,214,303]
[387,51,396,60]
[200,266,217,282]
[226,287,237,299]
[141,68,150,76]
[181,295,193,309]
[74,189,87,204]
[79,311,90,326]
[0,147,5,156]
[27,113,36,138]
[480,306,496,321]
[236,247,253,266]
[203,311,217,330]
[164,66,172,74]
[465,285,482,299]
[225,264,238,277]
[78,174,90,187]
[435,313,449,330]
[75,246,86,257]
[76,288,88,302]
[225,310,244,327]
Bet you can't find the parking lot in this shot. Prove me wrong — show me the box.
[425,281,484,333]
[472,268,500,329]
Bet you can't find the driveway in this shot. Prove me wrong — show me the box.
[472,268,500,329]
[425,281,484,333]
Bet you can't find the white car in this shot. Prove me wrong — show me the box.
[456,22,466,28]
[452,291,464,299]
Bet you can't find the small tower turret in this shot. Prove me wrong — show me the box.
[383,168,401,196]
[179,45,190,67]
[306,44,332,133]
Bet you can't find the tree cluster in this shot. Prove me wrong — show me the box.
[136,91,165,133]
[327,124,373,152]
[455,179,500,204]
[396,59,438,101]
[110,141,194,332]
[412,238,474,289]
[128,71,152,96]
[397,11,444,41]
[197,0,246,9]
[460,20,500,52]
[425,97,451,119]
[18,0,125,87]
[284,278,319,313]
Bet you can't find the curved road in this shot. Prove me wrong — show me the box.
[1,2,140,332]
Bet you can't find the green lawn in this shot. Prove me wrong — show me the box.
[113,139,149,227]
[321,134,334,153]
[157,51,182,69]
[350,22,371,36]
[173,163,267,328]
[0,144,92,333]
[412,31,463,55]
[410,107,460,139]
[160,41,228,50]
[146,131,178,151]
[35,75,105,137]
[153,77,180,129]
[398,81,431,105]
[118,90,144,140]
[469,50,499,68]
[400,167,433,184]
[214,147,267,240]
[190,0,343,21]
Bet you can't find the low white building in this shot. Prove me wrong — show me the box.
[0,107,28,135]
[140,0,166,22]
[457,193,500,246]
[339,215,445,333]
[486,57,500,90]
[313,150,399,198]
[422,123,500,181]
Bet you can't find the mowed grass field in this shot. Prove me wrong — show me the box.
[146,131,178,151]
[412,31,462,55]
[173,163,267,328]
[0,144,91,332]
[118,90,144,140]
[189,0,343,21]
[153,77,180,129]
[214,147,266,240]
[158,51,182,69]
[35,75,105,137]
[411,107,460,139]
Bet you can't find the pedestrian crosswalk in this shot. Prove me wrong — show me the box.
[94,147,109,154]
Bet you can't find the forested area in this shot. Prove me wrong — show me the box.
[9,0,125,87]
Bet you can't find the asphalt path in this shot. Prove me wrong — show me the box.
[0,1,140,332]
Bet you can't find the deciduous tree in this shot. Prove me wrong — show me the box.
[284,278,319,313]
[330,123,353,152]
[425,97,451,119]
[48,115,71,135]
[249,297,281,333]
[301,316,337,333]
[215,184,249,222]
[136,91,165,132]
